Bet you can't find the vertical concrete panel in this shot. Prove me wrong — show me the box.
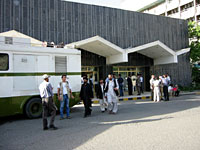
[0,0,2,32]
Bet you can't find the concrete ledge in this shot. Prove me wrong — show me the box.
[92,96,151,104]
[92,91,200,104]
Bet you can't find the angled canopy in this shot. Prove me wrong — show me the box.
[126,41,180,65]
[66,36,190,65]
[65,36,128,64]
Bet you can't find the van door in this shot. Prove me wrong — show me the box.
[13,54,37,91]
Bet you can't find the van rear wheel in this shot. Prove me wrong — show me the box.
[25,98,42,118]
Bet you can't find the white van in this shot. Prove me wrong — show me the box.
[0,36,81,118]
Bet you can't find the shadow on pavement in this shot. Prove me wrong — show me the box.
[0,95,200,150]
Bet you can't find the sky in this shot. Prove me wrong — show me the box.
[62,0,155,11]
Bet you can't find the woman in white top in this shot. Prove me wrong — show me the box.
[153,77,161,102]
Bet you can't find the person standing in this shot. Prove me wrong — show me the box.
[39,74,57,130]
[136,74,141,95]
[117,74,124,97]
[80,77,94,118]
[150,75,155,101]
[57,75,74,120]
[162,75,169,101]
[159,76,164,100]
[105,74,119,114]
[153,77,160,102]
[140,74,144,94]
[166,73,171,85]
[131,73,137,92]
[96,79,107,112]
[89,75,94,89]
[127,74,133,95]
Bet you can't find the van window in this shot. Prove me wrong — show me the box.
[55,56,67,72]
[0,53,9,71]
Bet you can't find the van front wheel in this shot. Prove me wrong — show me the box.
[25,98,42,119]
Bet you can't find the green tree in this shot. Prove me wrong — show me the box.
[188,21,200,86]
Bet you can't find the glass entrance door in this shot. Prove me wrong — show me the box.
[81,66,99,95]
[113,66,148,91]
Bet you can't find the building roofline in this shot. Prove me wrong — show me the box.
[137,0,165,12]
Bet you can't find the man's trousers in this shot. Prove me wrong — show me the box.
[42,97,56,128]
[83,99,92,117]
[163,86,169,100]
[99,98,108,111]
[107,94,118,113]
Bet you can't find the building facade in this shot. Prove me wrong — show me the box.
[0,0,192,91]
[138,0,200,23]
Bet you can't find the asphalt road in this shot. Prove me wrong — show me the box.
[0,95,200,150]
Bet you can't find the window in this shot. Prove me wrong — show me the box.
[5,37,13,44]
[55,56,67,73]
[168,0,172,3]
[180,2,194,12]
[0,53,9,71]
[196,0,200,5]
[167,8,178,15]
[197,15,200,22]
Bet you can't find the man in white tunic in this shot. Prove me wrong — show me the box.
[105,74,119,114]
[153,77,160,102]
[150,75,155,101]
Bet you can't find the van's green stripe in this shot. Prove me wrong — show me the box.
[0,92,80,117]
[0,72,81,76]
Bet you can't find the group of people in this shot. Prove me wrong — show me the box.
[39,73,120,130]
[127,73,144,96]
[42,41,65,48]
[39,74,74,130]
[38,72,179,131]
[150,74,180,102]
[81,74,119,118]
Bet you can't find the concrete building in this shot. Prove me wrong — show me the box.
[137,0,200,23]
[0,0,192,91]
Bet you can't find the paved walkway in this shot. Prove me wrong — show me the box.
[0,94,200,150]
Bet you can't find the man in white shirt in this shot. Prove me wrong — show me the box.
[150,75,155,101]
[104,74,119,114]
[131,73,137,92]
[153,77,160,102]
[39,74,57,130]
[166,73,171,85]
[57,75,74,120]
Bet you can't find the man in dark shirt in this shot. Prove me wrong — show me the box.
[127,74,133,95]
[96,79,107,112]
[118,74,124,97]
[80,77,94,118]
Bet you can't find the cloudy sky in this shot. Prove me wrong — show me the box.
[62,0,155,11]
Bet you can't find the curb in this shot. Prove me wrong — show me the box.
[92,91,200,104]
[180,91,200,95]
[92,96,151,104]
[118,96,151,101]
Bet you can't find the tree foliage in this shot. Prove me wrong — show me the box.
[188,21,200,86]
[188,21,200,63]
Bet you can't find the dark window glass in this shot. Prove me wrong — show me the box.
[5,37,13,44]
[0,53,9,71]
